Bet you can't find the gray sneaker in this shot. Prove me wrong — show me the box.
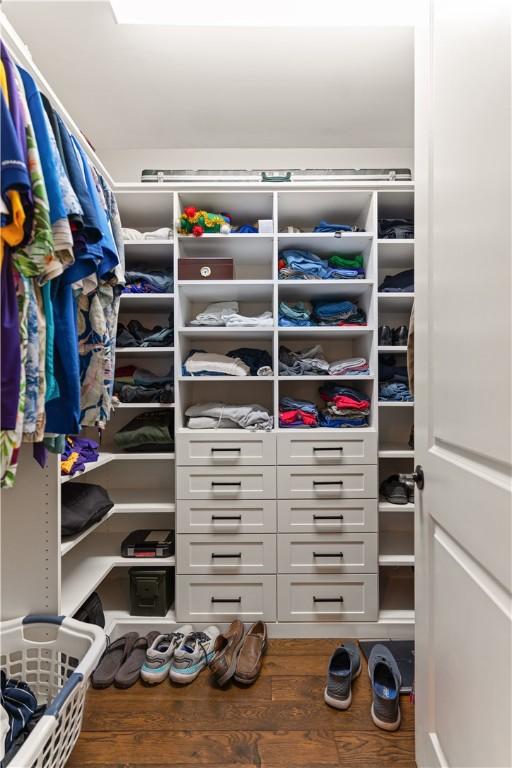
[368,644,402,731]
[324,642,361,710]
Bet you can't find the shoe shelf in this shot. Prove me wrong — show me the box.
[115,347,175,355]
[377,293,415,313]
[114,402,175,409]
[379,401,414,407]
[378,444,414,458]
[61,508,118,556]
[378,345,407,353]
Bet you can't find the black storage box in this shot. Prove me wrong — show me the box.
[121,529,175,558]
[129,567,174,616]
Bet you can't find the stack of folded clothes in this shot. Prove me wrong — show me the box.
[183,348,273,377]
[279,345,330,375]
[114,366,174,403]
[185,403,273,431]
[312,299,367,326]
[114,411,175,452]
[378,354,413,401]
[378,219,414,239]
[378,268,414,293]
[328,357,369,375]
[313,220,363,233]
[60,436,100,477]
[278,249,365,280]
[116,319,174,348]
[278,301,313,327]
[122,226,173,240]
[189,301,273,327]
[123,267,173,294]
[319,384,371,427]
[279,396,319,428]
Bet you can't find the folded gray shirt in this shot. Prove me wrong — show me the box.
[185,402,273,431]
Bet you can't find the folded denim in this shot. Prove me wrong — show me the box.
[279,345,330,376]
[123,269,173,293]
[379,382,413,401]
[378,219,414,239]
[115,383,174,403]
[319,412,369,427]
[185,402,273,431]
[379,269,414,293]
[313,221,359,233]
[184,351,250,377]
[278,249,364,280]
[114,411,174,451]
[226,347,273,376]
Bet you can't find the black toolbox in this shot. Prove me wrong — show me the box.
[129,567,174,616]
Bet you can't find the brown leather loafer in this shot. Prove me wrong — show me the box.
[234,621,267,685]
[208,619,245,686]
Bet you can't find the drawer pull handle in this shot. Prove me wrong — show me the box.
[211,447,241,453]
[313,595,344,603]
[313,552,344,558]
[313,514,344,520]
[313,446,344,452]
[313,480,344,486]
[211,596,242,603]
[211,552,242,558]
[211,482,242,487]
[211,515,242,521]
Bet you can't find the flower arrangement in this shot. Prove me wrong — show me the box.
[178,207,231,237]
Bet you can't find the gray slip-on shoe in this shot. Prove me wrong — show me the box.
[92,632,139,689]
[368,644,402,731]
[114,631,160,689]
[324,642,361,710]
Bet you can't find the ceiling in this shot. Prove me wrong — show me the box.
[4,1,414,151]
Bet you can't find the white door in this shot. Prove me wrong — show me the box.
[415,1,512,766]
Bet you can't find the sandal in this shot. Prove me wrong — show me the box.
[92,632,138,689]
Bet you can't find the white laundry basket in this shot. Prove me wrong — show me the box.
[1,614,106,768]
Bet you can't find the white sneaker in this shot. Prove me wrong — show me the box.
[170,626,220,684]
[140,625,193,684]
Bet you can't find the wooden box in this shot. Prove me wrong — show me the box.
[178,258,234,280]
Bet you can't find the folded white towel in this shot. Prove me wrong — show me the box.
[225,311,273,327]
[122,226,173,241]
[190,301,239,326]
[185,352,250,377]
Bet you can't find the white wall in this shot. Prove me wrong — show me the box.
[98,147,414,182]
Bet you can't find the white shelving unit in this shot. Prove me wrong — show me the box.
[376,189,415,623]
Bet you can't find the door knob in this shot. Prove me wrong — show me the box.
[398,466,424,492]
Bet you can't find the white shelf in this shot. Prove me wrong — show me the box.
[123,239,173,246]
[119,294,174,312]
[115,347,174,355]
[278,326,371,339]
[61,531,176,616]
[61,452,114,483]
[379,401,414,407]
[115,402,175,409]
[278,374,374,381]
[379,529,415,566]
[377,239,415,245]
[379,500,415,512]
[379,445,414,458]
[179,376,274,382]
[377,240,414,270]
[378,345,407,353]
[277,279,373,298]
[178,280,273,301]
[111,453,175,461]
[178,326,274,340]
[378,609,415,624]
[178,233,273,240]
[61,508,117,556]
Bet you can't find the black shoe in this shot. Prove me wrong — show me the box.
[378,326,393,346]
[393,326,409,346]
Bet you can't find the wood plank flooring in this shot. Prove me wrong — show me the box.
[67,639,416,768]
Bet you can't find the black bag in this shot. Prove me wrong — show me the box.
[61,482,113,538]
[73,591,105,629]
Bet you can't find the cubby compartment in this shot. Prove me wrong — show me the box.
[377,296,414,333]
[377,190,414,229]
[378,406,414,454]
[83,407,174,455]
[177,191,274,230]
[277,190,375,233]
[178,281,274,329]
[97,565,176,630]
[278,377,376,430]
[123,240,174,268]
[114,351,174,404]
[116,190,174,231]
[177,379,274,431]
[278,283,375,328]
[178,234,273,280]
[379,566,415,620]
[178,334,274,379]
[277,233,375,281]
[278,331,375,378]
[379,509,414,565]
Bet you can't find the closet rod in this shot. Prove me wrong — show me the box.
[0,11,115,187]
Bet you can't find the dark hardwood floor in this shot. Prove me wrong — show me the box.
[68,639,416,768]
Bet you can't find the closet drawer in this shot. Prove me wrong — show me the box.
[177,466,276,500]
[277,431,377,465]
[278,465,377,500]
[176,432,276,466]
[177,534,276,574]
[277,533,377,574]
[177,500,276,534]
[277,574,378,622]
[278,499,377,533]
[177,575,276,622]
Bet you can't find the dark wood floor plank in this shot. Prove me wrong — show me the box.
[266,639,342,656]
[334,730,416,767]
[85,673,272,702]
